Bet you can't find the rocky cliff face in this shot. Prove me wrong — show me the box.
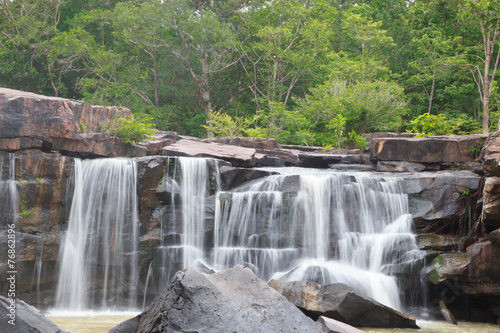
[0,88,498,323]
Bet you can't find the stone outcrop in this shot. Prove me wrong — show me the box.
[0,87,160,158]
[401,171,481,227]
[162,138,299,167]
[268,280,418,328]
[113,265,320,333]
[371,134,485,169]
[0,296,66,333]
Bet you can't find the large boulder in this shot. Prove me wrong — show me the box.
[0,87,157,158]
[399,171,481,226]
[120,265,320,333]
[268,280,418,328]
[371,135,485,166]
[0,87,130,140]
[0,296,66,333]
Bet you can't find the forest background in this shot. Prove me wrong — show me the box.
[1,0,499,149]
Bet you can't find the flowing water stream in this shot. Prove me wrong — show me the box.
[55,158,140,311]
[46,157,496,333]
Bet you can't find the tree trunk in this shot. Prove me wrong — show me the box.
[153,47,159,108]
[201,52,214,138]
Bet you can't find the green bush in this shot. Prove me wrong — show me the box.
[407,113,481,137]
[109,114,157,144]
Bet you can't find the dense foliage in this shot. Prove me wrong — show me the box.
[1,0,499,147]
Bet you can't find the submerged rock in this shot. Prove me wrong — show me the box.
[315,316,366,333]
[268,280,418,328]
[439,300,458,325]
[116,265,320,333]
[0,296,66,333]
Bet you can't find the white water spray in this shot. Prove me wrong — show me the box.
[55,158,139,311]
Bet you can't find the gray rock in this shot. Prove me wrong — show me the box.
[298,150,362,168]
[219,166,278,190]
[0,296,66,333]
[377,161,425,172]
[329,164,376,172]
[134,265,320,333]
[268,280,418,328]
[315,316,366,333]
[109,316,140,333]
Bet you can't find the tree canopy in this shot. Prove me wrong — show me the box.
[1,0,498,146]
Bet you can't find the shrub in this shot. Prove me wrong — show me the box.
[109,114,157,144]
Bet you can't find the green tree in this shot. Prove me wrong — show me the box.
[461,0,500,133]
[236,0,337,109]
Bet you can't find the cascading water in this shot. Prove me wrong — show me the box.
[0,153,18,228]
[213,168,423,310]
[55,158,140,311]
[152,157,221,292]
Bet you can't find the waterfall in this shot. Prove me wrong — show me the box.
[153,157,220,291]
[55,158,139,311]
[213,168,422,310]
[0,153,18,228]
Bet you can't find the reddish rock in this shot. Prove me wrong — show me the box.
[467,241,500,286]
[162,139,298,167]
[481,128,500,176]
[0,87,130,140]
[489,229,500,243]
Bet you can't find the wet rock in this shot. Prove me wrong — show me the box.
[329,164,376,172]
[400,171,481,224]
[132,265,320,333]
[219,166,278,190]
[298,150,363,168]
[268,280,418,328]
[371,135,485,165]
[425,253,470,284]
[377,161,425,172]
[439,300,458,325]
[0,296,66,333]
[416,234,462,251]
[315,316,366,333]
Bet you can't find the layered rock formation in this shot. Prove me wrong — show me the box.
[1,88,499,325]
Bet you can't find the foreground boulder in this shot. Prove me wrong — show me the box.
[111,265,320,333]
[0,296,66,333]
[268,280,418,328]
